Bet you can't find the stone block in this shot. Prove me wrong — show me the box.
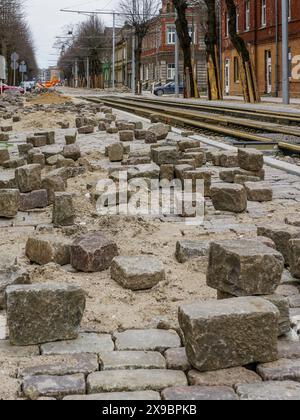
[127,163,160,180]
[42,175,66,205]
[207,239,284,296]
[19,189,48,211]
[211,183,247,213]
[183,152,205,168]
[145,131,157,144]
[27,135,47,148]
[71,232,118,272]
[53,192,75,227]
[257,224,300,264]
[0,265,30,309]
[18,143,33,155]
[0,133,9,142]
[238,148,264,171]
[236,381,300,400]
[152,146,178,165]
[175,240,210,263]
[177,139,201,152]
[23,374,86,400]
[108,143,124,162]
[188,366,261,387]
[0,189,20,217]
[6,283,86,345]
[78,125,94,134]
[63,145,81,161]
[3,157,27,169]
[119,131,134,142]
[99,351,166,370]
[25,235,71,265]
[174,164,194,181]
[220,168,265,183]
[289,239,300,279]
[114,329,181,352]
[63,391,160,400]
[111,256,165,291]
[245,182,273,202]
[257,358,300,382]
[41,333,114,355]
[31,154,46,168]
[18,354,98,378]
[134,129,147,140]
[0,149,9,165]
[164,348,191,371]
[15,164,42,193]
[162,386,238,400]
[148,123,169,141]
[87,370,187,394]
[178,297,279,371]
[65,132,77,145]
[285,214,300,227]
[160,164,174,181]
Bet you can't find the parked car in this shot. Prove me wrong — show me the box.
[154,82,184,96]
[21,81,35,92]
[0,84,25,95]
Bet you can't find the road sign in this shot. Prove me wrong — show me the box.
[10,61,19,71]
[19,63,27,73]
[11,52,19,62]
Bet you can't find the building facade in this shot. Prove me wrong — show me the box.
[115,25,133,89]
[140,0,207,91]
[221,0,300,97]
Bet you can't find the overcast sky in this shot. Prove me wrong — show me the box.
[26,0,118,68]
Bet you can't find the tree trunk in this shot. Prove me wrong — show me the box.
[204,0,223,100]
[174,0,199,98]
[225,0,260,103]
[134,36,143,95]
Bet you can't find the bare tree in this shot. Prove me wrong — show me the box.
[225,0,260,103]
[203,0,222,100]
[118,0,160,94]
[0,0,38,83]
[57,16,112,88]
[173,0,199,98]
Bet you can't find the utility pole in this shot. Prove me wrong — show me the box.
[86,56,90,89]
[175,12,179,97]
[112,10,116,89]
[75,59,78,88]
[282,0,290,104]
[132,33,136,95]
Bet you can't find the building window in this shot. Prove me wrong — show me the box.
[245,0,250,31]
[236,7,240,33]
[225,12,229,37]
[289,48,292,78]
[188,26,196,44]
[234,57,240,82]
[167,64,176,80]
[261,0,267,27]
[167,27,176,45]
[288,0,292,20]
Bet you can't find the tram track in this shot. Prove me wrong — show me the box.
[83,95,300,154]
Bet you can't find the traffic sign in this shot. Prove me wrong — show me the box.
[19,63,27,73]
[11,52,19,62]
[10,61,19,71]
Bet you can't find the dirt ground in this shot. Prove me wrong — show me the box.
[26,91,72,106]
[0,90,300,400]
[1,92,300,337]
